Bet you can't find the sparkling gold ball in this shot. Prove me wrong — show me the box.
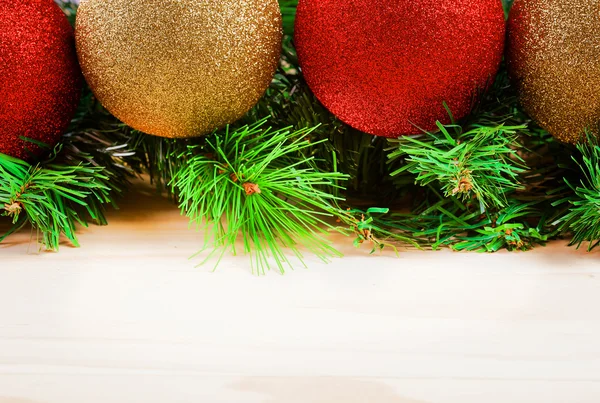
[506,0,600,143]
[75,0,282,138]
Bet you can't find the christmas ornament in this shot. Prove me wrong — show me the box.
[0,0,82,160]
[75,0,282,139]
[294,0,506,137]
[507,0,600,143]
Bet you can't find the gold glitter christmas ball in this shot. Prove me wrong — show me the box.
[507,0,600,143]
[75,0,282,138]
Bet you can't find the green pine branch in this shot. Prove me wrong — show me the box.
[389,118,527,210]
[373,133,555,252]
[171,119,348,274]
[0,150,111,249]
[556,134,600,251]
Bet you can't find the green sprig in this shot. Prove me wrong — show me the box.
[557,134,600,250]
[389,119,527,210]
[0,150,111,249]
[172,119,348,274]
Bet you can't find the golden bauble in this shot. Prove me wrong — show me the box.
[75,0,282,138]
[506,0,600,143]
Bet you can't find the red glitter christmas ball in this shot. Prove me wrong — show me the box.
[294,0,506,137]
[0,0,82,160]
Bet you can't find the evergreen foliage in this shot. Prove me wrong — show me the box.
[172,120,347,274]
[2,0,600,271]
[558,134,600,251]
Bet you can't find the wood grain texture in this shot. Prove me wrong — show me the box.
[1,181,600,403]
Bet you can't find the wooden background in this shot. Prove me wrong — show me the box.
[1,181,599,403]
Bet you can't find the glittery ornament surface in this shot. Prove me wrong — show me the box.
[507,0,600,143]
[0,0,82,160]
[75,0,282,139]
[294,0,506,137]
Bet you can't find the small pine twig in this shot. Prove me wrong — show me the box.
[336,207,420,254]
[171,119,349,274]
[556,133,600,251]
[0,150,112,249]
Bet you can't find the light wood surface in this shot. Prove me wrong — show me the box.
[1,181,600,403]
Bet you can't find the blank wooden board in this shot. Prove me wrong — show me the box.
[1,181,599,403]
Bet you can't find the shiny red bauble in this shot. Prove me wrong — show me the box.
[0,0,82,160]
[294,0,506,137]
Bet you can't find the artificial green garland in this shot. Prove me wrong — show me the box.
[1,0,599,273]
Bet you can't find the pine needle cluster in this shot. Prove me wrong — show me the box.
[0,151,110,249]
[558,135,600,251]
[172,120,347,273]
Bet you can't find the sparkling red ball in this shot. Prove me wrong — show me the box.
[294,0,506,137]
[0,0,82,160]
